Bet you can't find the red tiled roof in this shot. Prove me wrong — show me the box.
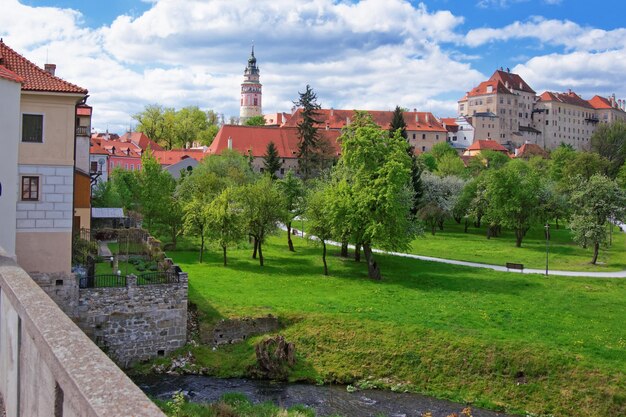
[117,132,163,151]
[208,125,341,158]
[153,149,207,165]
[466,139,508,153]
[489,70,535,94]
[283,109,447,133]
[91,137,143,158]
[89,141,109,155]
[515,143,548,159]
[465,80,511,98]
[441,117,459,133]
[0,40,87,94]
[587,95,621,110]
[538,91,593,109]
[92,132,120,141]
[0,64,23,83]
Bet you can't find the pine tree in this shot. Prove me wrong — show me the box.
[389,105,407,140]
[263,141,282,178]
[390,106,421,215]
[294,85,322,181]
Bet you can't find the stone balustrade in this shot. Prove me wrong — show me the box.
[0,250,165,417]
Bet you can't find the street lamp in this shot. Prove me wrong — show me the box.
[545,223,550,276]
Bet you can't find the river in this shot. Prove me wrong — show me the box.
[138,375,517,417]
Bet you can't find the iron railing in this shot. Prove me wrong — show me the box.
[79,274,126,289]
[137,271,179,286]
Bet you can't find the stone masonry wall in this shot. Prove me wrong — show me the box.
[30,272,79,317]
[75,273,188,368]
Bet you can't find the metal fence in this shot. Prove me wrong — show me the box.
[137,271,180,286]
[78,274,126,289]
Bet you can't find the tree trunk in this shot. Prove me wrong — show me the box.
[475,216,482,228]
[322,241,328,276]
[363,243,381,280]
[438,219,444,231]
[199,236,204,263]
[591,242,599,264]
[223,245,227,266]
[340,241,349,258]
[515,229,523,247]
[431,223,436,235]
[555,217,560,229]
[287,222,295,252]
[258,241,264,266]
[464,218,469,233]
[252,237,258,259]
[454,215,461,224]
[486,226,491,240]
[355,243,361,262]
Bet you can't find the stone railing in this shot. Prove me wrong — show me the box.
[0,250,164,417]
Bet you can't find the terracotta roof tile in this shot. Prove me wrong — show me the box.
[538,91,593,109]
[153,149,207,165]
[0,64,23,83]
[515,143,548,159]
[489,70,535,94]
[466,80,511,98]
[587,95,623,110]
[0,40,87,94]
[283,109,447,133]
[466,139,508,153]
[208,125,341,158]
[117,132,163,151]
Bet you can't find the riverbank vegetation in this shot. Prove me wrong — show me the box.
[150,233,626,417]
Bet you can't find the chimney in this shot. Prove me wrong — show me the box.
[44,63,56,76]
[227,137,233,150]
[330,107,334,117]
[413,108,417,112]
[425,114,430,124]
[610,94,616,108]
[346,117,350,125]
[505,81,509,89]
[415,114,419,123]
[568,88,572,94]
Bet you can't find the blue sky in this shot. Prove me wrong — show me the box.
[4,0,626,133]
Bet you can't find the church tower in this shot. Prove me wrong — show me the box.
[239,46,262,124]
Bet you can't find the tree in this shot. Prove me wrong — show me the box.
[436,153,466,178]
[336,111,416,279]
[240,176,284,266]
[569,174,626,264]
[390,105,422,215]
[590,120,626,177]
[562,151,609,181]
[306,183,334,275]
[430,142,458,161]
[206,187,246,266]
[276,171,305,251]
[263,142,282,179]
[483,159,542,247]
[183,198,209,263]
[109,168,141,211]
[245,115,266,126]
[454,179,478,231]
[91,180,122,208]
[417,153,437,172]
[138,148,176,231]
[418,172,465,234]
[294,85,323,180]
[389,106,407,140]
[133,104,177,149]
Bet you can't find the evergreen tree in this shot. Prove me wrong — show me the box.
[389,105,421,215]
[389,105,407,140]
[294,85,322,181]
[263,141,282,179]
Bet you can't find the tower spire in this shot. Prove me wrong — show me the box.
[240,46,262,125]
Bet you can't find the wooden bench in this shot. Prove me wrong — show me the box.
[506,262,524,272]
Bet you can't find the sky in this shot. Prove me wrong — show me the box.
[3,0,626,133]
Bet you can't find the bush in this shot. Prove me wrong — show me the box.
[148,263,159,271]
[136,264,146,272]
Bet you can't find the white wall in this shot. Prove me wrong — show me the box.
[0,78,21,258]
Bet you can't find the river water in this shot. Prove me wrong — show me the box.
[138,375,517,417]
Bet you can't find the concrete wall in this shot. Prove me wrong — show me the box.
[0,251,165,417]
[0,78,21,258]
[76,273,188,368]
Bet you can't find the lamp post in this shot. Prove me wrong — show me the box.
[545,222,550,276]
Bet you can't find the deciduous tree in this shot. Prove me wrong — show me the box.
[183,198,209,263]
[245,115,266,126]
[276,171,305,251]
[590,120,626,177]
[206,187,246,266]
[305,182,334,275]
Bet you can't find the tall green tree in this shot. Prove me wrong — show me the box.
[483,159,542,247]
[276,171,306,251]
[336,111,416,279]
[306,183,334,275]
[206,187,246,266]
[109,168,141,211]
[294,85,322,181]
[91,180,122,208]
[569,174,626,264]
[138,148,176,231]
[417,172,465,235]
[244,115,266,126]
[590,120,626,177]
[239,176,285,266]
[389,106,407,140]
[183,198,210,263]
[263,141,282,179]
[390,105,422,215]
[430,142,458,161]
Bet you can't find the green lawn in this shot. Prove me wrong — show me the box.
[95,260,144,276]
[161,233,626,417]
[409,221,626,272]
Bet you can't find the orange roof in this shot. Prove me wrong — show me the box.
[91,137,143,158]
[587,95,621,110]
[89,141,109,155]
[208,125,341,159]
[117,132,163,151]
[465,80,511,98]
[0,40,87,94]
[0,64,23,83]
[441,117,458,133]
[515,143,548,159]
[283,109,447,133]
[76,104,92,116]
[466,139,508,153]
[153,149,207,165]
[538,90,593,109]
[489,69,535,94]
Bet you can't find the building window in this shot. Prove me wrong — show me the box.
[22,114,43,143]
[130,164,134,171]
[436,134,439,140]
[412,133,416,139]
[21,176,39,201]
[421,146,426,151]
[254,98,258,106]
[125,163,129,170]
[452,136,457,142]
[90,161,98,173]
[422,134,426,139]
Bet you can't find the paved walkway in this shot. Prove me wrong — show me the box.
[288,226,626,279]
[97,240,113,257]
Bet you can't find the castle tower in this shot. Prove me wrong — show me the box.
[239,46,262,124]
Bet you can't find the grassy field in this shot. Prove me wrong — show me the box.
[408,221,626,272]
[158,233,626,417]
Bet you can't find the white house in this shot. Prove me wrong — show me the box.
[441,116,474,151]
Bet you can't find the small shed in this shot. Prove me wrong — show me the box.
[91,207,126,228]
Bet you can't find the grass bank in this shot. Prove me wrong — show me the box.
[408,221,626,272]
[161,233,626,416]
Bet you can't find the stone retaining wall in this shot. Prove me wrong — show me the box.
[76,273,188,368]
[212,315,279,346]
